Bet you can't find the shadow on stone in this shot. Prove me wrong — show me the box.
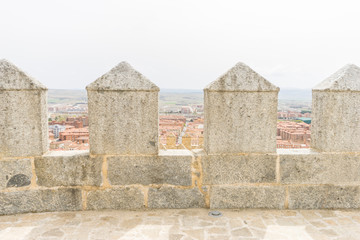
[6,174,31,188]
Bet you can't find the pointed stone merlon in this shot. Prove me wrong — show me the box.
[0,59,48,157]
[86,62,159,155]
[204,62,279,154]
[312,64,360,152]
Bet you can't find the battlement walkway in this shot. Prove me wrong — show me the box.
[0,209,359,240]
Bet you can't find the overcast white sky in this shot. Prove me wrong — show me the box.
[1,0,360,90]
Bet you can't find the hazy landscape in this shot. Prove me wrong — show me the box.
[48,89,87,105]
[48,88,312,108]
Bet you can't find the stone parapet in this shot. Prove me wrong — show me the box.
[86,62,159,155]
[0,61,360,215]
[0,149,359,215]
[0,59,48,157]
[204,62,279,154]
[312,64,360,152]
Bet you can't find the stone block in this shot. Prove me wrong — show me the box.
[35,152,102,187]
[86,187,144,210]
[280,153,360,184]
[312,64,360,152]
[288,185,360,209]
[148,186,206,208]
[202,154,277,185]
[0,188,82,215]
[108,150,192,186]
[86,62,159,155]
[0,158,32,189]
[204,62,279,154]
[0,59,48,157]
[210,186,286,209]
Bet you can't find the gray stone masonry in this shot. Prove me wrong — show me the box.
[2,61,360,215]
[0,59,48,157]
[0,158,32,189]
[86,62,159,155]
[288,185,360,209]
[0,150,360,214]
[312,64,360,152]
[280,151,360,184]
[204,62,279,154]
[0,188,82,215]
[35,151,103,187]
[202,154,277,185]
[210,186,286,209]
[148,186,206,208]
[107,150,192,186]
[86,187,145,210]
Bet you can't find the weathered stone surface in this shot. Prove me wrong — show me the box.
[202,154,277,184]
[87,187,144,210]
[108,150,192,186]
[6,174,31,188]
[210,186,286,209]
[205,62,279,92]
[288,185,360,209]
[312,92,360,152]
[43,150,89,156]
[0,91,48,158]
[86,61,159,91]
[0,209,360,240]
[0,59,47,90]
[276,148,314,154]
[0,60,48,157]
[0,188,82,215]
[313,64,360,91]
[0,209,360,239]
[87,62,159,155]
[280,153,360,184]
[312,64,360,152]
[0,158,32,189]
[35,152,102,187]
[204,92,278,154]
[204,62,279,154]
[148,186,206,208]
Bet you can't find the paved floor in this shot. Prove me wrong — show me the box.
[0,209,359,240]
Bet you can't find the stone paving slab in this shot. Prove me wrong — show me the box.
[0,209,359,239]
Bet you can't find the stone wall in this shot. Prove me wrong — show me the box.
[0,59,360,215]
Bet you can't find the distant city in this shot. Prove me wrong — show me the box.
[47,89,312,151]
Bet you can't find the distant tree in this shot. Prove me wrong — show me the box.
[54,115,67,122]
[301,110,312,114]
